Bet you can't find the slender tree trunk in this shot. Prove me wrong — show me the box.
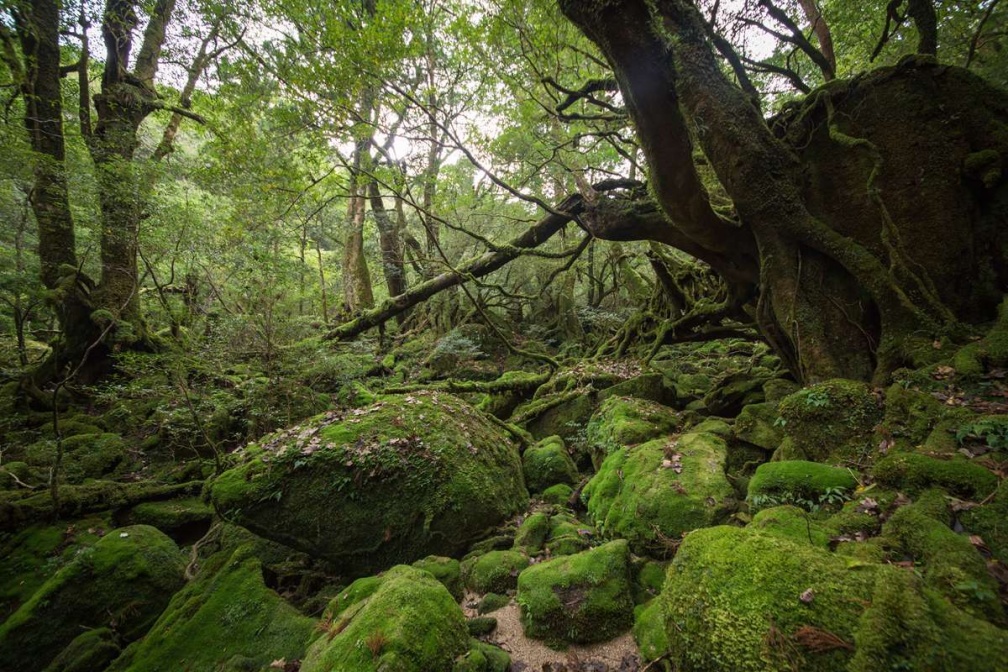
[797,0,836,75]
[367,180,409,320]
[13,0,77,291]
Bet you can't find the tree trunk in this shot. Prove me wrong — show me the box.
[89,0,176,335]
[367,180,409,317]
[560,0,1008,383]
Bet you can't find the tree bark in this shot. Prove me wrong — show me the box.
[560,0,1008,383]
[90,0,177,330]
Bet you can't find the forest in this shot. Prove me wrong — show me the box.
[0,0,1007,670]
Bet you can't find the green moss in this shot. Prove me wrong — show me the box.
[636,559,667,594]
[453,639,510,672]
[544,512,592,557]
[872,452,997,499]
[513,512,550,555]
[210,392,528,575]
[128,497,212,532]
[881,384,970,453]
[522,435,578,493]
[0,525,185,671]
[541,483,573,505]
[776,379,882,462]
[478,592,510,614]
[516,540,634,646]
[585,396,681,469]
[851,567,1008,671]
[598,373,677,406]
[109,543,314,672]
[461,550,530,594]
[0,516,109,620]
[412,556,463,601]
[733,402,784,451]
[466,616,497,636]
[750,505,831,547]
[583,433,735,554]
[959,485,1008,563]
[43,627,120,672]
[662,525,877,671]
[301,565,469,672]
[747,461,857,512]
[883,501,1003,623]
[633,599,670,663]
[23,433,129,484]
[949,300,1008,375]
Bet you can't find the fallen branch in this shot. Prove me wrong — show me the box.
[326,180,641,340]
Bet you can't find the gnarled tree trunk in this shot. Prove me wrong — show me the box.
[560,0,1008,383]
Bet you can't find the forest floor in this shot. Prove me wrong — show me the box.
[1,312,1007,671]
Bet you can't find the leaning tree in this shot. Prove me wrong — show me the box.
[555,0,1008,383]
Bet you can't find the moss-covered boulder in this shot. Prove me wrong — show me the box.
[585,395,681,469]
[516,539,634,646]
[210,393,528,574]
[461,550,530,594]
[43,627,121,672]
[413,555,463,601]
[0,525,185,671]
[126,497,212,541]
[453,639,511,672]
[883,500,1004,624]
[544,511,593,557]
[662,525,1008,672]
[733,401,785,451]
[0,516,109,621]
[522,435,578,493]
[541,483,573,505]
[582,432,735,553]
[747,461,858,512]
[513,511,551,555]
[872,452,998,499]
[776,380,882,462]
[108,543,315,672]
[633,600,670,665]
[301,565,469,672]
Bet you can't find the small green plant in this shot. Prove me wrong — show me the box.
[955,418,1008,450]
[803,389,831,409]
[749,486,851,513]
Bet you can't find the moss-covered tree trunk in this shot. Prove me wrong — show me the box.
[560,0,1008,383]
[88,0,176,337]
[11,0,101,383]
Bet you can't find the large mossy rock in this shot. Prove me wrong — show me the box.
[108,544,315,672]
[582,431,735,553]
[301,565,469,672]
[585,395,681,469]
[0,525,185,671]
[210,393,528,574]
[516,539,634,646]
[776,380,882,462]
[661,525,1008,672]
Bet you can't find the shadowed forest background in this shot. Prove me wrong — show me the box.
[0,0,1007,670]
